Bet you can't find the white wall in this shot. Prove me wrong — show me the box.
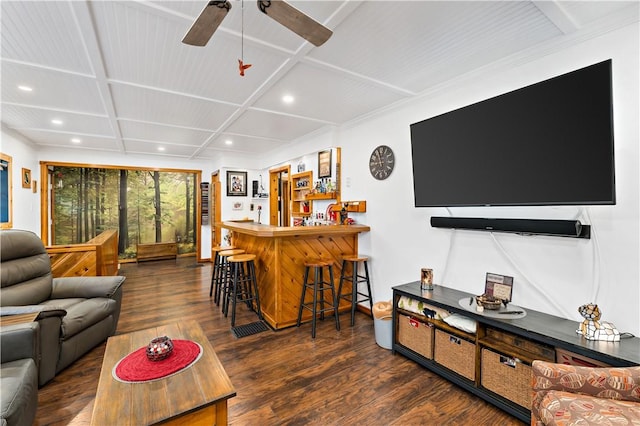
[0,126,41,233]
[3,23,638,336]
[274,23,640,335]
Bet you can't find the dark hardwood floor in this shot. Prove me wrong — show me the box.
[34,258,525,425]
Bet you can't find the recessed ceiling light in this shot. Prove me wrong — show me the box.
[282,95,294,104]
[225,140,233,145]
[18,85,33,92]
[157,147,166,151]
[51,119,63,125]
[71,138,81,144]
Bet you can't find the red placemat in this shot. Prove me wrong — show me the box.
[113,339,202,383]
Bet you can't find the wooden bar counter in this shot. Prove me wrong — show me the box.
[220,222,371,330]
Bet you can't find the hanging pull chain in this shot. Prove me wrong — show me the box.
[238,0,252,76]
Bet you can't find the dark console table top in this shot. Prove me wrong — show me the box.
[393,282,640,366]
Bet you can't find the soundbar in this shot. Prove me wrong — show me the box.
[430,217,591,239]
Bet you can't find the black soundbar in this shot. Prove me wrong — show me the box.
[430,217,591,239]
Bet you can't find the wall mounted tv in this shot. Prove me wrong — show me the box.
[410,59,615,207]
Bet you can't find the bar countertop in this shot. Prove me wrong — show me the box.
[220,221,370,237]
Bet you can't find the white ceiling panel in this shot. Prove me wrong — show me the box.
[123,139,201,158]
[1,1,636,160]
[1,1,93,74]
[309,1,561,94]
[93,1,294,105]
[109,82,237,130]
[253,61,407,123]
[206,133,288,154]
[1,104,113,137]
[1,61,106,114]
[16,129,121,152]
[559,1,638,26]
[118,120,212,146]
[226,109,328,141]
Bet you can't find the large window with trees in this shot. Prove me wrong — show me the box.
[46,164,201,260]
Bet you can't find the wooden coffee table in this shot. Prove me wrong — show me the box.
[90,320,236,425]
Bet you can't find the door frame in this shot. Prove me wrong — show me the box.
[269,165,291,226]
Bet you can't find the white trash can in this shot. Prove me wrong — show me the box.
[372,301,393,350]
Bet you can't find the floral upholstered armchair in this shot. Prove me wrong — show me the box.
[531,360,640,425]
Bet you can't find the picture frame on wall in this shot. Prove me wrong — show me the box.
[22,168,31,188]
[226,171,247,196]
[318,149,331,178]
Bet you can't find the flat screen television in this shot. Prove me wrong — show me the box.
[410,59,615,207]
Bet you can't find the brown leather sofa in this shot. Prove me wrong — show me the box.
[0,322,39,426]
[531,359,640,425]
[0,229,126,386]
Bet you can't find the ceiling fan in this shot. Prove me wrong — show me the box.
[182,0,333,47]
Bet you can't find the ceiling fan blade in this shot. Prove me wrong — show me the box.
[182,1,232,46]
[258,1,332,47]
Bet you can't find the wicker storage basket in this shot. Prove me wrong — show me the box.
[397,314,434,359]
[481,348,532,409]
[434,329,475,380]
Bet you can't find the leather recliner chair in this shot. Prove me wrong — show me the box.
[0,229,126,386]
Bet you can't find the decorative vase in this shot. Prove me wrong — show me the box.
[146,336,174,361]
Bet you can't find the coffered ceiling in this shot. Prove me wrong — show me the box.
[1,1,637,161]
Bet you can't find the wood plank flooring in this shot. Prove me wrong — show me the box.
[34,258,525,426]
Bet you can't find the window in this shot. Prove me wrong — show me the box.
[47,164,201,259]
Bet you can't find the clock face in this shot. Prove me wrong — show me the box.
[369,145,395,180]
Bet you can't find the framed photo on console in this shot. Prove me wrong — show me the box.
[226,171,247,196]
[484,272,513,302]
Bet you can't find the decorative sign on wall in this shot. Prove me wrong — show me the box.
[200,182,210,225]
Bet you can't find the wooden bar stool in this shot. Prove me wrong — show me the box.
[337,255,373,326]
[296,259,340,338]
[209,245,236,301]
[225,253,262,327]
[217,248,245,310]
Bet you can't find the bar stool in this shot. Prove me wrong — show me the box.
[217,248,245,310]
[296,259,340,338]
[337,255,373,326]
[225,253,262,327]
[209,245,236,301]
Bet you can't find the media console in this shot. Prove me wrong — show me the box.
[392,282,640,423]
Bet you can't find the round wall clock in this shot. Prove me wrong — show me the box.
[369,145,395,180]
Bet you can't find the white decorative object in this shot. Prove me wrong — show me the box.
[576,303,620,342]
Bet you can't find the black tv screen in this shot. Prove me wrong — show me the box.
[410,59,615,207]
